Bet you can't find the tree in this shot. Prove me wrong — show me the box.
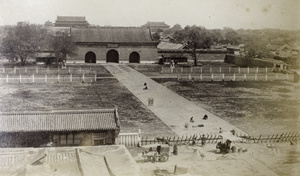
[50,31,77,66]
[162,24,182,36]
[152,32,161,41]
[223,27,241,45]
[0,22,47,65]
[173,25,213,66]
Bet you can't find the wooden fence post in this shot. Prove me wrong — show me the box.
[94,74,97,82]
[3,67,5,73]
[211,73,214,81]
[255,74,257,81]
[36,67,38,74]
[45,74,47,82]
[232,73,235,81]
[19,74,22,83]
[200,74,202,81]
[244,74,247,81]
[82,74,85,82]
[266,67,268,73]
[57,74,60,82]
[219,66,222,73]
[265,74,268,81]
[70,74,72,82]
[256,67,258,73]
[222,73,225,81]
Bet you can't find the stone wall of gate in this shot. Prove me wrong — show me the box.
[68,45,158,64]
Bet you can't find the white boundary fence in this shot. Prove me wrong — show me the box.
[176,73,294,82]
[0,66,109,75]
[0,74,103,83]
[162,66,276,74]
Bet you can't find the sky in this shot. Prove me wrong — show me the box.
[0,0,299,30]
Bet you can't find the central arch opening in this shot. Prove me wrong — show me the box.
[106,50,119,63]
[85,52,96,63]
[129,52,140,63]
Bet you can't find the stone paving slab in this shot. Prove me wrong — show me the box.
[104,64,247,136]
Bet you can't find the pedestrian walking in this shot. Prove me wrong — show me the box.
[203,114,208,120]
[201,135,206,146]
[143,82,148,90]
[190,117,194,123]
[219,127,223,133]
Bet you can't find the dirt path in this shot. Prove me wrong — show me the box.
[104,64,247,136]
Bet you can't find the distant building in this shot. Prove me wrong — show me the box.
[69,27,159,64]
[142,21,170,33]
[266,43,294,58]
[0,108,120,147]
[54,16,89,27]
[227,44,245,56]
[44,20,53,27]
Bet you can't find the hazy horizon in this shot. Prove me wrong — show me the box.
[0,0,299,30]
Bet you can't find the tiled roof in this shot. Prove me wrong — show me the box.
[266,43,291,51]
[56,16,86,22]
[72,27,156,43]
[158,42,185,49]
[0,109,120,132]
[142,22,170,28]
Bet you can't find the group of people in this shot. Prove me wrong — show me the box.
[189,114,208,123]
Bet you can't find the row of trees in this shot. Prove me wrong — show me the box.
[0,22,76,66]
[159,24,300,65]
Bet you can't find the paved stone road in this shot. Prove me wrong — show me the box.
[104,64,247,136]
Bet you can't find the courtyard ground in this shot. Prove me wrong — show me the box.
[0,80,175,137]
[156,80,300,136]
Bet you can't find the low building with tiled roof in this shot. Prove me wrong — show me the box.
[266,43,293,57]
[0,108,120,147]
[69,27,159,64]
[54,16,89,27]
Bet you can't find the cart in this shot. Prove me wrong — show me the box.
[140,144,170,162]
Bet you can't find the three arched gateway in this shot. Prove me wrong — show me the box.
[129,52,140,63]
[85,51,96,63]
[106,50,119,63]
